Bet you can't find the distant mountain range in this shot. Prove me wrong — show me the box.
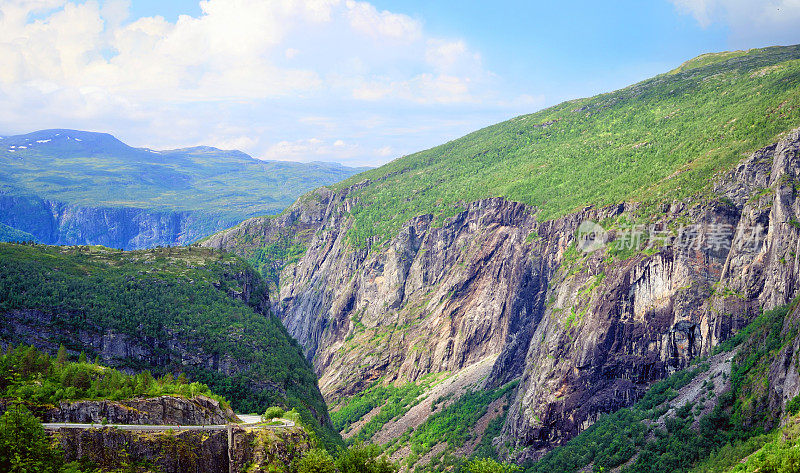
[0,129,368,249]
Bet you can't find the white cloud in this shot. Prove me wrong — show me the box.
[671,0,800,44]
[344,0,421,41]
[0,0,490,103]
[0,0,540,167]
[376,145,393,157]
[262,137,357,161]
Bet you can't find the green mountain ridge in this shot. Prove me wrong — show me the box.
[326,44,800,246]
[0,129,368,248]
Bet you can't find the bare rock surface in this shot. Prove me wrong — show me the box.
[43,395,237,425]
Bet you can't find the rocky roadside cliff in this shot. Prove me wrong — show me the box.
[0,394,236,425]
[45,395,237,425]
[0,395,311,472]
[55,425,311,473]
[202,129,800,461]
[0,193,229,249]
[0,395,239,425]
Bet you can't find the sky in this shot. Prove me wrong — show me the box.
[1,0,799,167]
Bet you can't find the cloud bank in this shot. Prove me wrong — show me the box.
[671,0,800,46]
[0,0,538,165]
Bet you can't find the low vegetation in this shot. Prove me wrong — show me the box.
[1,344,226,408]
[332,379,431,442]
[385,381,518,472]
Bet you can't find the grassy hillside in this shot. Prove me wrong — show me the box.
[0,129,365,240]
[330,45,800,247]
[0,242,340,448]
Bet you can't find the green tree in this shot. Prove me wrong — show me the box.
[463,458,521,473]
[336,443,397,473]
[55,345,67,365]
[293,448,337,473]
[262,406,285,422]
[0,402,64,473]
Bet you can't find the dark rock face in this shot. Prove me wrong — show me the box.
[55,425,310,473]
[57,428,229,473]
[42,395,236,425]
[0,194,224,249]
[202,129,800,460]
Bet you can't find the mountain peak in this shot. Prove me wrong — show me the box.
[3,129,132,153]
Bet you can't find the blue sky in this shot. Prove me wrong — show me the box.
[1,0,798,166]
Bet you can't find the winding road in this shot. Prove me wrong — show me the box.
[42,415,294,432]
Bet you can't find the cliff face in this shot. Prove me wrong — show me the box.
[202,129,800,459]
[55,425,311,473]
[0,194,222,249]
[497,129,800,460]
[43,395,236,425]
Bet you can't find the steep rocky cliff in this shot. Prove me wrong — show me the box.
[43,395,237,425]
[0,193,210,249]
[202,129,800,461]
[0,395,236,425]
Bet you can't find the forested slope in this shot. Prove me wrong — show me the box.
[0,242,340,447]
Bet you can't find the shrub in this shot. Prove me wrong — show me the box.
[336,443,397,473]
[262,406,285,422]
[293,448,337,473]
[0,402,64,473]
[464,458,522,473]
[786,394,800,416]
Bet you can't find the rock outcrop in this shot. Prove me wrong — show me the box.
[202,129,800,461]
[43,395,237,425]
[55,425,310,473]
[0,194,221,249]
